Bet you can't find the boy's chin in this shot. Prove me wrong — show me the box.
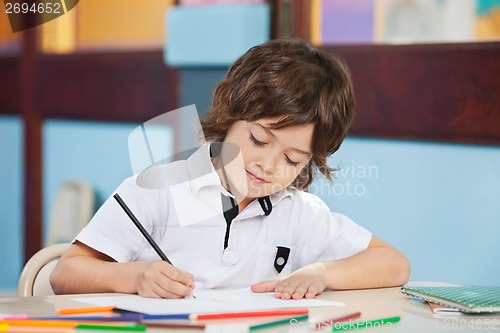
[246,188,282,199]
[241,180,290,199]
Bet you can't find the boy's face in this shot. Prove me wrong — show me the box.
[222,118,313,200]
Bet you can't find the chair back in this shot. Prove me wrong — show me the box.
[17,243,71,297]
[46,181,94,245]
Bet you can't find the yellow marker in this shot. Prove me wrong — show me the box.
[0,319,132,329]
[0,323,8,332]
[0,319,76,328]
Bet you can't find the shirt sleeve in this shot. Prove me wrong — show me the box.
[292,192,372,268]
[75,176,161,262]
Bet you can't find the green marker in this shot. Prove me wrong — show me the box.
[75,324,147,331]
[332,315,401,331]
[250,314,309,331]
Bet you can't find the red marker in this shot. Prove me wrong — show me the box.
[190,308,309,320]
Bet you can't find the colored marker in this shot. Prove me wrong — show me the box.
[36,314,143,322]
[0,319,131,328]
[190,308,308,320]
[142,313,190,320]
[205,315,309,333]
[39,313,191,322]
[250,314,309,331]
[0,319,76,328]
[314,312,362,329]
[206,315,310,333]
[76,324,147,331]
[332,315,401,331]
[0,314,28,320]
[145,322,205,329]
[58,306,117,315]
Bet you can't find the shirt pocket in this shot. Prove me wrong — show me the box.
[251,244,293,283]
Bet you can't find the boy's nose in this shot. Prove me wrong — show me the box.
[256,154,278,174]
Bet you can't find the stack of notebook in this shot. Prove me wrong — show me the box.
[401,286,500,313]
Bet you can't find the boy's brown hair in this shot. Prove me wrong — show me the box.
[201,38,355,190]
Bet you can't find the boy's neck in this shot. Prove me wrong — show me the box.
[237,197,254,213]
[211,155,251,211]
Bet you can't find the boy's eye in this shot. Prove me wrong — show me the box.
[250,133,300,166]
[249,133,266,146]
[285,155,299,167]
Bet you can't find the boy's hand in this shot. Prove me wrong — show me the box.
[251,262,327,300]
[135,260,195,298]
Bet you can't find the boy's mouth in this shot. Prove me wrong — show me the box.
[246,170,269,184]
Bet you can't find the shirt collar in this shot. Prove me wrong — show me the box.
[237,188,294,219]
[186,144,232,197]
[270,188,293,206]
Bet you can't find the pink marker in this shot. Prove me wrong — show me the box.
[1,314,28,320]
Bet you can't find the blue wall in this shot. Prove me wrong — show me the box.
[0,116,23,291]
[0,118,140,292]
[42,120,141,242]
[311,137,500,286]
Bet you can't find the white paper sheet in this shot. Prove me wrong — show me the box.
[75,288,344,315]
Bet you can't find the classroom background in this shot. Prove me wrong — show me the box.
[1,0,500,295]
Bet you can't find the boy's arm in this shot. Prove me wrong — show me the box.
[324,236,410,290]
[251,236,410,299]
[50,241,195,298]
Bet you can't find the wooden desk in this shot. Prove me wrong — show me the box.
[1,287,499,332]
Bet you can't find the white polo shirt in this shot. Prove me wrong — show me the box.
[76,144,372,289]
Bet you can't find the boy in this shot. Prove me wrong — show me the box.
[51,39,410,299]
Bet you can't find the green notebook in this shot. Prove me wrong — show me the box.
[401,286,500,313]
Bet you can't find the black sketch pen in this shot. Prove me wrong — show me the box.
[113,193,196,298]
[113,193,172,264]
